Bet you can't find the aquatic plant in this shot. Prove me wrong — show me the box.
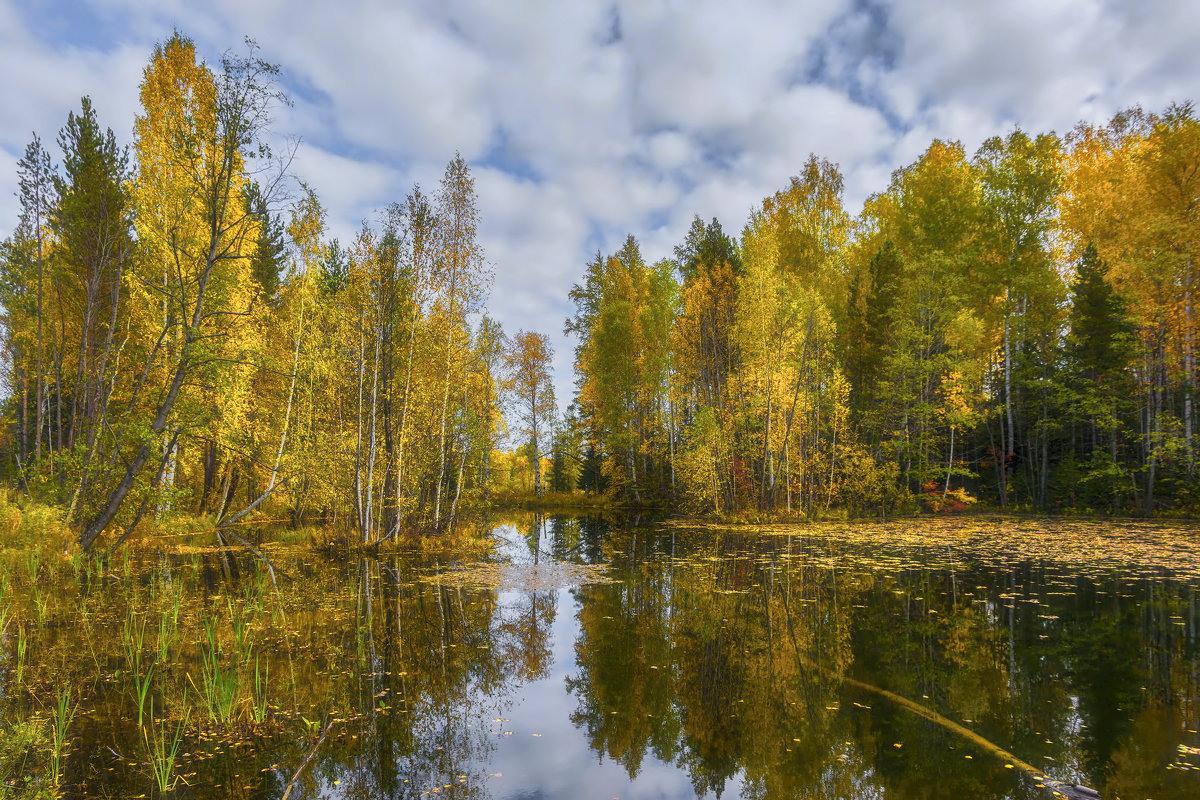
[143,696,190,794]
[0,714,46,793]
[14,622,27,688]
[133,661,155,729]
[229,600,253,667]
[252,654,269,725]
[49,686,77,792]
[23,551,39,584]
[190,614,241,725]
[32,585,46,623]
[124,608,151,674]
[157,596,179,664]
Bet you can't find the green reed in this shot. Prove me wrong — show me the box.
[189,614,241,725]
[143,695,190,794]
[157,594,180,664]
[251,654,269,725]
[229,600,253,667]
[14,623,26,687]
[124,608,150,673]
[124,608,158,728]
[23,551,38,584]
[32,585,46,623]
[133,662,155,729]
[50,685,77,792]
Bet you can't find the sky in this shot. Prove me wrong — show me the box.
[2,0,1198,409]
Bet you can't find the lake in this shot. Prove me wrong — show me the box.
[4,514,1199,798]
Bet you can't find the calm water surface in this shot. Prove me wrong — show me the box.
[4,515,1200,799]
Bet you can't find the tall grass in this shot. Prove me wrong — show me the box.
[122,607,162,728]
[133,662,155,729]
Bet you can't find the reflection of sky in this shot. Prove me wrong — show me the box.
[487,587,742,799]
[492,522,539,566]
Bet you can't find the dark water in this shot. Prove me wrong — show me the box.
[3,515,1200,798]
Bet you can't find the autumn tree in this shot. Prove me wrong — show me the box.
[431,154,489,527]
[570,237,675,501]
[77,36,287,550]
[846,141,990,502]
[1061,105,1199,510]
[14,135,54,469]
[505,330,556,498]
[734,156,849,514]
[475,315,508,501]
[974,129,1063,507]
[673,218,739,424]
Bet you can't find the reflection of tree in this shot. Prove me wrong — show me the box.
[0,544,564,800]
[500,589,557,682]
[7,520,1200,798]
[565,524,1200,799]
[567,578,679,778]
[523,512,545,563]
[516,512,613,564]
[549,515,584,561]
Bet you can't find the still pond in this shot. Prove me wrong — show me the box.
[3,514,1200,798]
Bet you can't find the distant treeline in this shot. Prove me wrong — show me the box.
[563,105,1199,517]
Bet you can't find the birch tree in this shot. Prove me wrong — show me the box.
[431,154,488,528]
[506,330,556,499]
[77,36,287,550]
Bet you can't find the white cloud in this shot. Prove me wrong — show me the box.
[3,0,1199,408]
[0,4,145,153]
[286,146,402,241]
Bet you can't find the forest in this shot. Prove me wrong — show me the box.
[2,33,1199,553]
[568,109,1199,520]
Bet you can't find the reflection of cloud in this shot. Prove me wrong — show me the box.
[492,589,724,800]
[4,0,1200,405]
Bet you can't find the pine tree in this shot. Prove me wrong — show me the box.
[51,96,132,468]
[246,180,287,306]
[1065,242,1137,510]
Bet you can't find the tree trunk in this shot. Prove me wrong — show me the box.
[449,433,468,526]
[34,212,44,467]
[944,425,955,499]
[354,328,366,538]
[217,297,306,531]
[391,312,418,537]
[1002,312,1014,507]
[79,349,191,551]
[434,297,456,529]
[364,325,382,544]
[1185,263,1194,476]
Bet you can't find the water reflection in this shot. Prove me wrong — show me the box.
[2,516,1199,798]
[564,522,1200,799]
